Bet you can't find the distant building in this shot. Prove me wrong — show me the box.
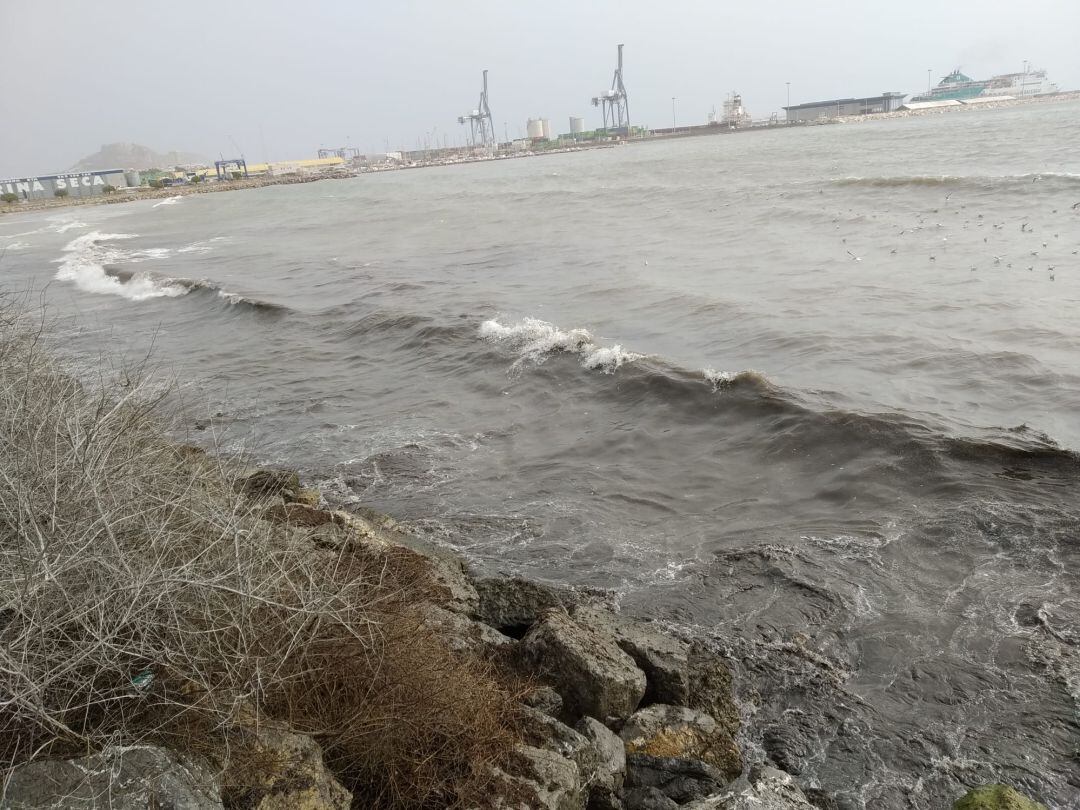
[1,169,128,201]
[783,93,906,123]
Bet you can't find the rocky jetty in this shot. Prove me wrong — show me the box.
[0,464,1056,809]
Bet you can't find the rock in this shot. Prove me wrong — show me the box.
[953,784,1048,810]
[686,642,740,740]
[522,706,603,794]
[2,745,222,809]
[623,753,725,805]
[677,766,820,810]
[498,745,586,810]
[620,705,742,784]
[520,609,647,724]
[230,722,351,810]
[415,601,512,656]
[576,716,626,808]
[574,607,691,708]
[525,685,565,717]
[236,468,301,500]
[475,576,576,632]
[621,785,680,809]
[803,787,839,810]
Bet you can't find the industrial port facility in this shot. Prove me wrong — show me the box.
[2,53,1072,206]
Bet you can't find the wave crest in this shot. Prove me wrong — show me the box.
[480,317,643,374]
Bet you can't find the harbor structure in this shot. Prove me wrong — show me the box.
[592,44,630,134]
[783,92,906,122]
[720,92,752,127]
[0,169,128,201]
[458,70,496,149]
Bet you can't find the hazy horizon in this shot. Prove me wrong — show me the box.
[2,0,1078,177]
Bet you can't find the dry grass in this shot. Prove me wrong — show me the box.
[0,297,521,807]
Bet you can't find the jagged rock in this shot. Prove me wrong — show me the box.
[522,706,603,793]
[574,607,691,707]
[498,745,586,810]
[686,642,740,740]
[683,765,817,809]
[229,722,351,810]
[620,705,741,784]
[621,785,680,809]
[803,787,840,810]
[237,468,302,499]
[953,784,1048,810]
[415,601,512,656]
[576,717,626,809]
[624,753,725,804]
[761,711,818,777]
[2,745,222,809]
[475,576,577,632]
[525,685,565,717]
[520,609,647,723]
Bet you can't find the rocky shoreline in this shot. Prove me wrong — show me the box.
[2,463,1049,809]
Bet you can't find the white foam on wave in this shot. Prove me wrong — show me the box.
[480,317,643,374]
[54,231,190,301]
[703,368,738,390]
[178,236,227,254]
[53,219,88,233]
[152,196,182,208]
[2,241,30,251]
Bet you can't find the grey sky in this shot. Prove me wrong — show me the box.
[2,0,1078,177]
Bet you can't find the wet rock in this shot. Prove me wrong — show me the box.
[953,784,1048,810]
[525,685,566,717]
[236,467,301,500]
[620,705,742,784]
[623,753,725,804]
[521,608,647,724]
[685,765,817,809]
[621,785,680,809]
[475,576,577,633]
[761,711,818,777]
[686,642,740,740]
[415,601,512,656]
[2,745,222,809]
[576,716,626,808]
[803,787,840,810]
[230,722,351,810]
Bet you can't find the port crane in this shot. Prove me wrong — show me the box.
[592,44,630,133]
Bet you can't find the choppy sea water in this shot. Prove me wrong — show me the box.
[3,101,1080,809]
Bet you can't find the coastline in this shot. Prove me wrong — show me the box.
[5,91,1076,221]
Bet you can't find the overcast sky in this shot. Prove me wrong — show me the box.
[2,0,1078,176]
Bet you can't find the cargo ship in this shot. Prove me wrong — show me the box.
[910,68,1059,102]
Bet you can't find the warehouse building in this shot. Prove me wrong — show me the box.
[783,92,906,122]
[0,168,129,201]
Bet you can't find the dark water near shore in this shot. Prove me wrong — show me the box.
[4,102,1080,808]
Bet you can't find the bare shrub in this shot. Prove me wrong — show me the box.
[0,299,521,807]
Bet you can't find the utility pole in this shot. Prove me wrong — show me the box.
[671,96,676,133]
[927,69,932,93]
[786,82,790,109]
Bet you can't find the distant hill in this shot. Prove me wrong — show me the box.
[69,143,209,172]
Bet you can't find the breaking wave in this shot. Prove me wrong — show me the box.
[479,316,644,374]
[54,232,187,301]
[54,231,283,312]
[152,196,183,208]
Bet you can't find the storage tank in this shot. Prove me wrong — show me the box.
[569,116,585,134]
[526,118,544,139]
[541,119,552,140]
[124,169,141,188]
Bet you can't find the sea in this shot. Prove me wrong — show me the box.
[2,101,1079,809]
